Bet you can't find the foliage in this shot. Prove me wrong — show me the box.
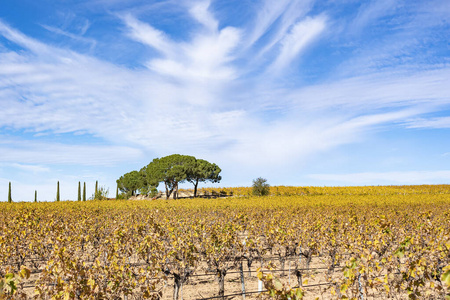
[253,177,270,196]
[186,159,222,197]
[0,266,30,297]
[1,187,449,298]
[145,154,196,199]
[148,187,158,198]
[91,186,109,200]
[197,184,450,198]
[117,170,147,198]
[137,166,151,195]
[257,265,304,299]
[77,182,81,201]
[82,182,86,201]
[117,155,222,200]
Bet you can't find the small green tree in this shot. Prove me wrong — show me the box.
[252,177,270,196]
[78,182,81,201]
[8,182,12,203]
[92,186,109,200]
[56,181,60,202]
[83,182,86,201]
[35,190,37,203]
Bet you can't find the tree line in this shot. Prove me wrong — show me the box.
[116,154,221,199]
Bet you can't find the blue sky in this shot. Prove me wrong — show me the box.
[1,0,450,201]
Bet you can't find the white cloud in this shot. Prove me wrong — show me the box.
[2,163,50,173]
[254,0,315,58]
[246,0,294,48]
[284,68,450,112]
[0,139,143,165]
[404,117,450,129]
[268,15,327,74]
[189,0,218,33]
[147,26,240,83]
[41,24,97,50]
[349,0,399,35]
[122,14,176,57]
[0,21,50,55]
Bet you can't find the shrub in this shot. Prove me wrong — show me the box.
[252,177,270,196]
[91,186,109,200]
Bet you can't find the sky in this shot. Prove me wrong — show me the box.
[0,0,450,201]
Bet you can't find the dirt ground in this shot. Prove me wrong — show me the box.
[159,257,386,300]
[17,255,398,299]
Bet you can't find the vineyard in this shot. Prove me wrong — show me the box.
[1,185,450,299]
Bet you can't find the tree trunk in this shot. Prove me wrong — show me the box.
[194,179,199,197]
[173,274,182,300]
[165,182,169,200]
[328,249,337,275]
[217,269,226,298]
[280,257,286,276]
[174,182,178,199]
[306,253,312,270]
[247,258,253,277]
[295,269,303,287]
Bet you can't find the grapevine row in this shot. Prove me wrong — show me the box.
[1,191,449,299]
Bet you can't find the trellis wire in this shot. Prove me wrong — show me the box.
[196,282,332,300]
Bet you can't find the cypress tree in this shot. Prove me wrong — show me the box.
[56,181,60,202]
[116,182,119,200]
[35,190,37,203]
[8,182,12,203]
[78,181,81,201]
[83,182,86,201]
[95,180,98,200]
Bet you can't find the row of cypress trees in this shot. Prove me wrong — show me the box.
[6,180,101,202]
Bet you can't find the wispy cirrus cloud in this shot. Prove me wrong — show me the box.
[41,24,97,50]
[122,14,175,57]
[404,117,450,129]
[0,137,144,165]
[1,163,50,173]
[267,15,327,74]
[348,0,399,36]
[189,0,219,33]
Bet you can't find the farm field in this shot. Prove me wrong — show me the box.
[1,185,450,299]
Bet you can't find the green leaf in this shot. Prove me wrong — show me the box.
[394,248,405,258]
[7,280,17,293]
[441,269,450,287]
[294,288,304,299]
[5,273,14,281]
[20,267,31,279]
[273,278,283,291]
